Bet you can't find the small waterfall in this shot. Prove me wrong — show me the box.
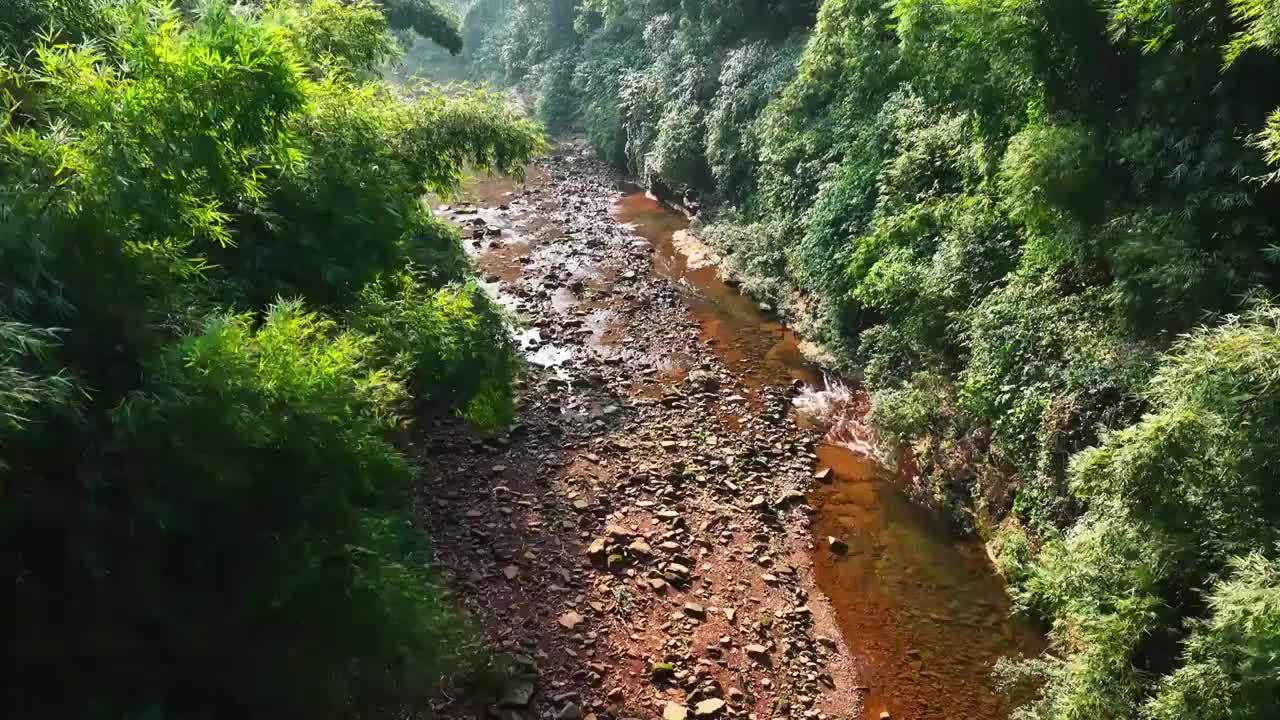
[791,373,880,459]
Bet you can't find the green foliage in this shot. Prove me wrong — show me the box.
[355,273,518,429]
[5,304,475,717]
[1000,510,1174,720]
[458,0,815,196]
[0,322,76,434]
[865,370,948,448]
[0,0,541,715]
[538,48,580,132]
[215,76,541,307]
[1003,306,1280,719]
[756,0,899,219]
[1145,552,1280,720]
[271,0,401,74]
[573,18,646,165]
[960,278,1149,527]
[0,0,113,52]
[997,121,1099,258]
[380,0,462,54]
[700,218,791,305]
[706,41,801,204]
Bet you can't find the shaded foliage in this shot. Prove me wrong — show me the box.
[0,0,541,716]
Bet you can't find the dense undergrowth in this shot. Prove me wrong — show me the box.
[0,0,541,717]
[424,0,1280,717]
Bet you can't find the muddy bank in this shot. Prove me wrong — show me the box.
[417,142,1038,720]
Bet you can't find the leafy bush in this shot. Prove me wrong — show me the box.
[379,0,462,53]
[356,273,518,429]
[960,278,1149,527]
[0,0,113,52]
[705,41,802,204]
[0,0,541,715]
[1144,552,1280,720]
[5,304,480,717]
[573,18,647,165]
[1005,305,1280,719]
[537,48,580,131]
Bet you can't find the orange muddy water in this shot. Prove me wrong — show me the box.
[612,189,1042,720]
[612,190,819,389]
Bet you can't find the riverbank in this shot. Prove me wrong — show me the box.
[416,142,1037,720]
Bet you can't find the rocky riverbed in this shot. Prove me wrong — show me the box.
[412,141,1038,720]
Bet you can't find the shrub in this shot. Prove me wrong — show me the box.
[3,304,473,717]
[574,19,647,165]
[1005,305,1280,719]
[960,277,1148,528]
[700,219,791,306]
[537,48,580,131]
[0,1,541,715]
[705,41,802,203]
[1144,553,1280,720]
[217,77,542,309]
[355,273,518,429]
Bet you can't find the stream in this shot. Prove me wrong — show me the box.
[610,190,1042,720]
[445,149,1040,720]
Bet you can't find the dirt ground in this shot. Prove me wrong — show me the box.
[414,142,865,720]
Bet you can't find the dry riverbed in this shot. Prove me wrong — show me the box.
[413,142,1037,720]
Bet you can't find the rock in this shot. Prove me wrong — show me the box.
[827,536,849,555]
[879,713,891,720]
[587,538,608,560]
[686,370,721,393]
[504,565,520,580]
[652,662,676,680]
[663,702,689,720]
[744,644,769,660]
[559,611,586,629]
[556,702,583,720]
[684,602,706,620]
[693,699,725,717]
[628,539,653,556]
[777,489,806,505]
[813,467,832,482]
